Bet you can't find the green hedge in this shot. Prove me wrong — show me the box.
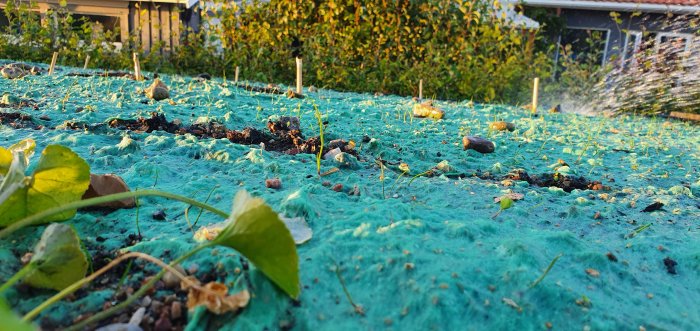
[1,0,552,103]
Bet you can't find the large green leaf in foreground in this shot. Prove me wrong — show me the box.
[213,191,301,298]
[0,299,36,331]
[24,223,89,291]
[0,144,90,227]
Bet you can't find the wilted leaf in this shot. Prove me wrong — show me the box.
[212,190,300,298]
[181,276,250,314]
[494,193,524,203]
[0,145,90,227]
[0,139,35,176]
[81,174,136,209]
[280,215,313,244]
[24,223,89,291]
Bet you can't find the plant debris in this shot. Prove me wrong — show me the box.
[181,277,250,315]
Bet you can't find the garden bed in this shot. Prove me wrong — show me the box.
[1,60,699,330]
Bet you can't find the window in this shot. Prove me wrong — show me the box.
[559,28,610,65]
[656,32,692,64]
[621,31,642,68]
[71,14,123,42]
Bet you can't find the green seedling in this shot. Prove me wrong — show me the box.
[332,259,364,316]
[625,223,651,239]
[529,253,563,289]
[313,102,324,176]
[491,197,514,219]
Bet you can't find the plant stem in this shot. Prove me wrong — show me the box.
[529,253,563,289]
[63,243,213,330]
[0,262,36,294]
[0,190,229,240]
[24,246,212,323]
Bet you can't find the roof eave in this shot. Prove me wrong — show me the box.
[523,0,700,14]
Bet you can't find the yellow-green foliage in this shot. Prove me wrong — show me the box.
[1,0,551,103]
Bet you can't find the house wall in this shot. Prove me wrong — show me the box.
[0,0,201,52]
[554,9,697,66]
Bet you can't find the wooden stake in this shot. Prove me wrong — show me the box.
[419,79,423,100]
[132,52,142,81]
[295,57,302,95]
[48,52,58,75]
[83,55,90,69]
[234,66,239,84]
[532,77,539,113]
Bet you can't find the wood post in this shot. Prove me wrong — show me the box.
[532,77,539,113]
[133,52,142,81]
[419,79,423,100]
[234,66,239,84]
[296,57,302,95]
[48,52,58,75]
[83,55,90,69]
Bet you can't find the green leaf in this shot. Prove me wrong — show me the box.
[213,191,300,298]
[24,223,89,291]
[0,299,36,331]
[0,138,35,176]
[0,145,90,227]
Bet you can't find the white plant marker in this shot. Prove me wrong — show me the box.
[48,52,58,75]
[532,77,539,113]
[296,57,302,94]
[133,52,142,81]
[83,55,90,69]
[234,66,239,84]
[419,79,423,100]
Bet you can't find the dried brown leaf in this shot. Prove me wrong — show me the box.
[181,276,250,314]
[494,193,524,203]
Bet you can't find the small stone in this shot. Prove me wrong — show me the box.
[404,263,415,270]
[170,301,183,319]
[196,73,211,80]
[606,252,618,262]
[1,66,25,79]
[152,210,166,220]
[332,183,343,192]
[20,252,33,265]
[265,178,282,189]
[145,78,170,101]
[150,300,164,314]
[462,136,495,154]
[585,268,600,277]
[141,296,152,308]
[39,115,51,121]
[162,265,186,288]
[154,312,172,331]
[187,263,199,274]
[489,121,515,131]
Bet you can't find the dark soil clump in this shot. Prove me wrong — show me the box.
[106,112,342,155]
[500,169,607,192]
[0,112,41,129]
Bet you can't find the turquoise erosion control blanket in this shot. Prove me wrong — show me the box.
[0,60,699,330]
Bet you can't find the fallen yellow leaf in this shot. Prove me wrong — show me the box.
[181,276,250,314]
